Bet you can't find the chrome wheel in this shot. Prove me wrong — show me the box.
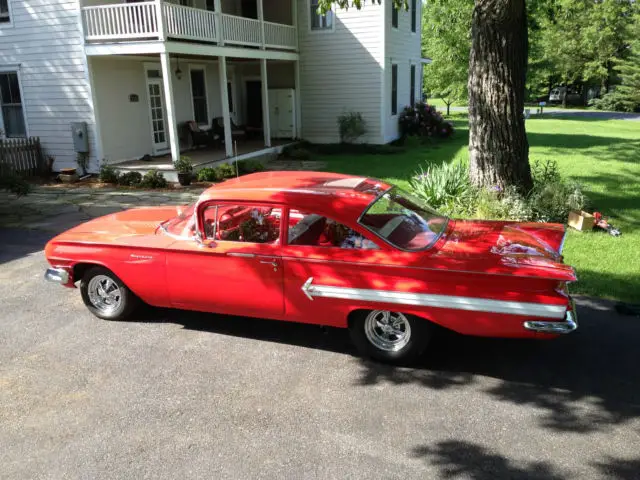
[364,310,411,352]
[87,275,122,315]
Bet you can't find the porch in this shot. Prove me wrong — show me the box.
[81,0,297,51]
[115,139,293,182]
[89,53,300,168]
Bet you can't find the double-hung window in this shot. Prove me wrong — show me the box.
[0,0,11,24]
[410,64,416,106]
[0,72,26,137]
[310,0,333,30]
[190,69,208,126]
[391,64,398,116]
[391,0,398,28]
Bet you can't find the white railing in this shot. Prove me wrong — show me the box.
[82,3,296,50]
[264,21,296,50]
[164,3,218,43]
[220,14,262,47]
[83,2,158,41]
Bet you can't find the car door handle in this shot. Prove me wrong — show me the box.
[227,252,255,258]
[260,260,279,267]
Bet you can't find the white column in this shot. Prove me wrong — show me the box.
[294,60,301,139]
[218,56,233,157]
[154,0,166,41]
[214,0,223,45]
[160,52,180,163]
[257,0,266,49]
[291,0,298,49]
[260,58,271,147]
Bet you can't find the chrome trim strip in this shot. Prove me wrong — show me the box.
[300,277,567,319]
[44,268,70,284]
[227,252,255,258]
[524,310,577,333]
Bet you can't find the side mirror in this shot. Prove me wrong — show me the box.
[195,231,215,248]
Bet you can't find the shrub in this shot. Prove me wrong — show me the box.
[282,147,312,160]
[216,163,236,180]
[140,169,167,189]
[398,102,455,139]
[310,143,405,155]
[174,155,193,174]
[197,167,219,182]
[0,172,31,196]
[531,159,561,186]
[337,111,368,143]
[409,161,471,215]
[117,171,142,186]
[99,164,119,184]
[237,160,266,175]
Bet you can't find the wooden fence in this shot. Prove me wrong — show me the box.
[0,137,44,176]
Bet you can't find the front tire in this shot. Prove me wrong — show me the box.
[80,266,138,321]
[349,310,432,364]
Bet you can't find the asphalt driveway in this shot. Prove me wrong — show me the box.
[1,228,639,479]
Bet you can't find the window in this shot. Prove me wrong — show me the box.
[391,0,398,28]
[0,0,10,24]
[310,0,333,30]
[288,210,378,249]
[359,187,448,251]
[179,0,192,6]
[190,69,208,125]
[205,0,215,11]
[204,204,282,244]
[227,82,234,113]
[0,72,26,137]
[410,64,416,106]
[391,64,398,115]
[162,204,196,238]
[411,0,416,32]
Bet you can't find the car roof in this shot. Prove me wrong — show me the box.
[197,171,391,221]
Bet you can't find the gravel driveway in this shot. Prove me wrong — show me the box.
[1,228,639,479]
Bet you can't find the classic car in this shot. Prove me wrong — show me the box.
[44,171,577,364]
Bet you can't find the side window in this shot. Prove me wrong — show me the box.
[288,209,378,250]
[204,204,282,244]
[0,0,11,24]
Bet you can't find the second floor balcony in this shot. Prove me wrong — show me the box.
[81,1,297,52]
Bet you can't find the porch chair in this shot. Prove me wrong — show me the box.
[212,117,247,144]
[185,121,219,149]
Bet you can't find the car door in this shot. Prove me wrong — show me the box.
[165,202,285,318]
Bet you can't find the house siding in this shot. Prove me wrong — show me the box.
[296,0,384,144]
[383,0,422,142]
[0,0,99,171]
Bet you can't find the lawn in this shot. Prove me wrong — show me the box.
[320,115,640,303]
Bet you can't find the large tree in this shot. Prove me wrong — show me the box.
[468,0,532,192]
[421,0,473,115]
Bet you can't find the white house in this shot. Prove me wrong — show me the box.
[0,0,424,173]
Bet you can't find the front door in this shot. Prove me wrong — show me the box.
[166,203,285,318]
[146,78,169,154]
[245,80,263,128]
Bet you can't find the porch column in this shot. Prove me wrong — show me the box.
[257,0,266,49]
[218,56,233,157]
[154,0,166,41]
[160,52,180,163]
[294,60,302,139]
[260,58,271,147]
[214,0,223,46]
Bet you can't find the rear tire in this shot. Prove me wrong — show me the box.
[349,310,432,364]
[80,266,138,321]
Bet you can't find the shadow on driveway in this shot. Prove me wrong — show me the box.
[132,296,639,436]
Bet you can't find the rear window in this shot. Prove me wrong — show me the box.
[359,188,448,251]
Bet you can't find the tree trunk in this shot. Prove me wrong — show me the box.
[468,0,532,193]
[446,102,451,116]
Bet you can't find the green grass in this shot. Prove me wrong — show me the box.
[320,116,640,303]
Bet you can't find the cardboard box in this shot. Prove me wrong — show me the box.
[568,210,594,231]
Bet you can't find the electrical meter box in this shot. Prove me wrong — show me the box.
[71,122,89,153]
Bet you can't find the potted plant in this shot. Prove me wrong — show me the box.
[174,155,193,186]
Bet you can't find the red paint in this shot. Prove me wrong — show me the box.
[45,171,576,338]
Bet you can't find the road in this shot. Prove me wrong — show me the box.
[1,228,639,479]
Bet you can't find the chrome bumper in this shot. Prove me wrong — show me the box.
[44,268,70,284]
[524,310,578,334]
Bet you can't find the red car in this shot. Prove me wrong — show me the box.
[45,171,577,364]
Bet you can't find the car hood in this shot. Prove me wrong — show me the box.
[52,206,180,244]
[433,220,576,281]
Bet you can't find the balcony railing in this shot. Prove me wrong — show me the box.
[82,2,297,51]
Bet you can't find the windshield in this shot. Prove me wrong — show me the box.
[161,204,196,238]
[358,188,448,251]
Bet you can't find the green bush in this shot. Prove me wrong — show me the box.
[237,160,265,174]
[337,111,367,143]
[174,155,193,174]
[117,171,142,186]
[0,171,31,196]
[409,161,472,215]
[140,169,167,189]
[197,167,219,182]
[282,147,312,160]
[216,163,236,180]
[99,164,119,184]
[311,143,405,155]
